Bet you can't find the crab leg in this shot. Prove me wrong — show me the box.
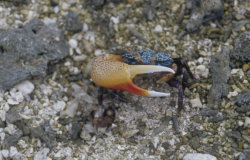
[91,54,175,97]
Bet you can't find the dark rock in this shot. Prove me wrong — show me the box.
[4,0,29,5]
[14,120,31,136]
[30,120,56,148]
[207,47,230,107]
[201,109,219,116]
[227,131,242,139]
[6,110,22,124]
[110,0,123,3]
[186,0,224,32]
[231,32,250,62]
[236,104,250,113]
[148,141,156,155]
[65,12,83,33]
[50,0,59,6]
[172,115,179,132]
[0,119,5,128]
[236,90,250,105]
[161,142,170,150]
[86,0,105,10]
[189,136,200,150]
[208,114,224,123]
[0,19,69,90]
[4,130,23,148]
[143,5,156,21]
[71,121,82,140]
[93,13,115,39]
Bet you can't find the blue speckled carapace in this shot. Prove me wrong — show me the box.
[121,49,173,67]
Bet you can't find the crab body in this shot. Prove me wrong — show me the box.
[121,49,173,67]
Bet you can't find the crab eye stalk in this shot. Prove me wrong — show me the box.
[91,54,175,97]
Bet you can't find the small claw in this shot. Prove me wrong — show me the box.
[91,54,175,97]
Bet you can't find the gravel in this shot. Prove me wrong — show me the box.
[0,0,249,159]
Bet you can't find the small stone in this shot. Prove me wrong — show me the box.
[60,100,79,118]
[183,153,217,160]
[61,2,70,10]
[242,64,249,72]
[244,117,250,128]
[14,80,34,95]
[7,89,24,105]
[6,109,21,123]
[208,114,224,123]
[53,101,66,112]
[230,31,250,62]
[73,55,87,62]
[86,0,105,9]
[9,146,18,158]
[201,109,218,117]
[71,121,82,140]
[195,65,209,78]
[65,11,82,33]
[33,148,50,160]
[82,39,94,54]
[236,90,250,105]
[69,39,78,49]
[153,25,163,33]
[190,98,203,108]
[4,130,23,148]
[94,49,105,56]
[1,150,9,158]
[143,5,156,21]
[224,102,231,109]
[71,83,93,103]
[80,127,92,141]
[69,66,80,75]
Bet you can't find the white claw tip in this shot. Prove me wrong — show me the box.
[148,91,170,97]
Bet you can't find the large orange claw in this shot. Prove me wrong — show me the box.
[91,54,175,97]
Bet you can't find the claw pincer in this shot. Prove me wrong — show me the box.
[91,54,175,97]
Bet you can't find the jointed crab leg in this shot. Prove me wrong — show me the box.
[91,54,175,97]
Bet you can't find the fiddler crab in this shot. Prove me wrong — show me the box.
[90,47,194,128]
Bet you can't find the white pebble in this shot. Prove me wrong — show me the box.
[61,2,70,10]
[238,120,244,127]
[34,148,50,160]
[183,153,217,160]
[69,39,78,48]
[73,55,87,61]
[60,100,79,118]
[153,24,163,33]
[69,67,80,75]
[64,61,71,66]
[9,146,18,158]
[14,80,34,95]
[190,98,203,108]
[7,89,24,105]
[83,23,88,32]
[0,110,6,121]
[53,101,66,112]
[111,16,119,24]
[195,65,209,78]
[54,6,59,14]
[197,57,203,64]
[94,49,105,56]
[1,150,9,158]
[229,91,238,97]
[244,117,250,128]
